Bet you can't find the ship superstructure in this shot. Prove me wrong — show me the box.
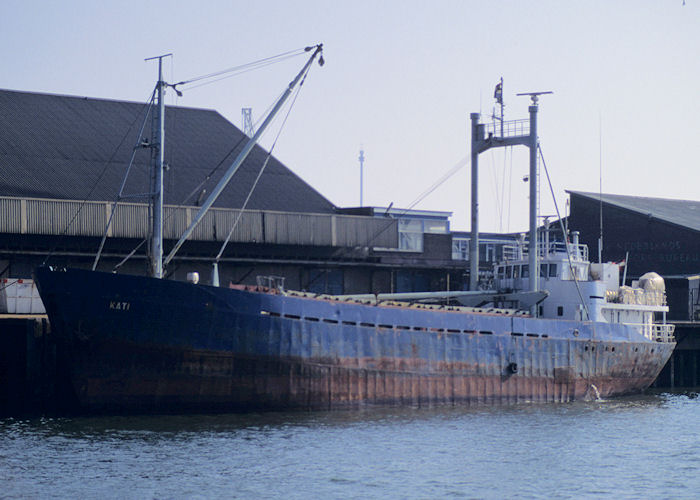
[493,231,674,342]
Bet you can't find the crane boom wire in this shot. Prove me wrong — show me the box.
[177,48,308,87]
[215,77,306,262]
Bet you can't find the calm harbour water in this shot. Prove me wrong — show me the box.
[1,391,699,499]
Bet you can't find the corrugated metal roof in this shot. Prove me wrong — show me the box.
[569,191,700,232]
[0,89,336,214]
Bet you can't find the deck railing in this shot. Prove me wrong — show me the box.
[501,242,589,262]
[625,322,676,343]
[652,324,676,343]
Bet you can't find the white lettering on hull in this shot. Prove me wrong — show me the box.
[109,301,131,311]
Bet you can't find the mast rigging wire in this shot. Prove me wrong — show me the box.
[162,44,324,270]
[177,87,286,208]
[150,50,304,211]
[183,55,305,92]
[111,56,305,272]
[332,156,469,254]
[41,91,156,267]
[500,146,508,232]
[176,48,308,89]
[215,73,308,262]
[36,46,313,272]
[507,146,513,233]
[167,55,181,205]
[93,88,157,270]
[599,112,603,264]
[488,148,502,233]
[113,240,146,272]
[538,144,591,321]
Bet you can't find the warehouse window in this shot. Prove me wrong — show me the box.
[399,219,423,251]
[452,238,469,260]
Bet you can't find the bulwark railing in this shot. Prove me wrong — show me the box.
[0,196,399,248]
[652,324,676,343]
[623,322,676,343]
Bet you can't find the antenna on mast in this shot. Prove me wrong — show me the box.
[358,148,365,206]
[516,91,553,105]
[598,112,603,263]
[492,77,504,136]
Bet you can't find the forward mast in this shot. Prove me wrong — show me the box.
[145,46,324,279]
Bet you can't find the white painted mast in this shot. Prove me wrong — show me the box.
[145,53,172,279]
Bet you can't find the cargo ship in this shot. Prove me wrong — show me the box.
[34,51,675,413]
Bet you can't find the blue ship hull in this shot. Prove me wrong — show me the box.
[34,267,674,413]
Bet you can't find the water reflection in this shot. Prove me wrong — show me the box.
[2,391,698,499]
[3,390,697,436]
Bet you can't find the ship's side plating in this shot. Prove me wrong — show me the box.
[35,267,673,413]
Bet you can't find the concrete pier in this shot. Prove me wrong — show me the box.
[0,316,75,416]
[654,322,700,389]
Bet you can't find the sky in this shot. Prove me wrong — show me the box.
[2,1,698,233]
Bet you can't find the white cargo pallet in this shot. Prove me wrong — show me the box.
[0,278,46,314]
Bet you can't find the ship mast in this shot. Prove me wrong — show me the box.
[469,85,551,315]
[145,53,172,279]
